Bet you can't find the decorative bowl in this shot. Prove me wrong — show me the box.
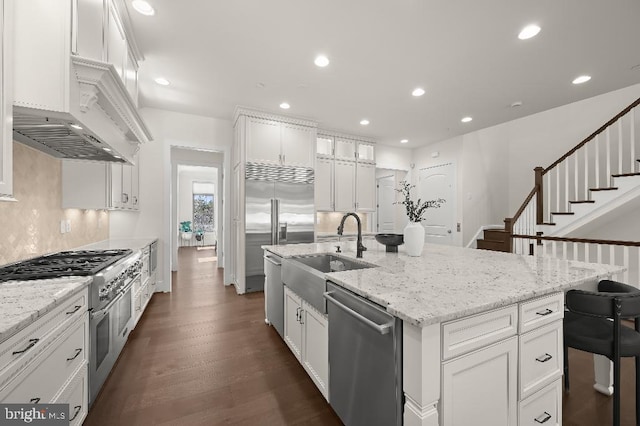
[375,234,404,253]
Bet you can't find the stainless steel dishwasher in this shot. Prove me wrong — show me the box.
[264,253,284,338]
[324,282,403,426]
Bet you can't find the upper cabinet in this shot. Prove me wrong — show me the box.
[0,0,12,199]
[236,110,317,169]
[12,0,151,165]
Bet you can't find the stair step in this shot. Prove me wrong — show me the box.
[590,187,618,191]
[568,200,595,204]
[540,222,556,226]
[612,172,640,178]
[550,212,575,215]
[483,229,509,242]
[477,239,510,252]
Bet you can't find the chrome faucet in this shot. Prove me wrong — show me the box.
[337,212,367,258]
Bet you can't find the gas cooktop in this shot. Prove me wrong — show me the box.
[0,249,133,282]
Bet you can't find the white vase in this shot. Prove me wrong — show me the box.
[404,221,425,257]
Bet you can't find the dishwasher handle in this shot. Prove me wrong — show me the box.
[324,291,393,335]
[263,255,282,266]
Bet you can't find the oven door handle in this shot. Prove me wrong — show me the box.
[90,282,134,320]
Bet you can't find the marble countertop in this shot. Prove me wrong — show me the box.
[80,238,158,251]
[263,241,625,327]
[0,277,91,344]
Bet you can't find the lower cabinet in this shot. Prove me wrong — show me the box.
[518,379,562,426]
[442,337,518,426]
[283,286,329,400]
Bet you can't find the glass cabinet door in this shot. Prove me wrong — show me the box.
[357,142,375,163]
[316,136,333,157]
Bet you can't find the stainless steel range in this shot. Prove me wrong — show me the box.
[0,249,143,405]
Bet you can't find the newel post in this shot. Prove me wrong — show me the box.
[504,218,513,253]
[534,167,544,225]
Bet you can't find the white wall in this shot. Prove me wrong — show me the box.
[110,108,233,292]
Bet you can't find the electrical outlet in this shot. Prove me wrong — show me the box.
[65,219,71,233]
[60,220,66,234]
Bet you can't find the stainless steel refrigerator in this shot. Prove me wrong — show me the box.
[245,164,314,297]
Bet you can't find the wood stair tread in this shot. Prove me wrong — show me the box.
[568,200,595,204]
[550,212,575,215]
[612,172,640,178]
[590,187,618,191]
[540,222,556,226]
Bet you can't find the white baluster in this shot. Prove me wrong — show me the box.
[584,144,589,199]
[618,120,624,174]
[552,241,557,258]
[556,167,560,213]
[573,242,578,261]
[564,160,569,206]
[623,246,630,283]
[574,152,579,200]
[585,243,590,263]
[606,128,611,184]
[597,244,603,264]
[631,108,636,172]
[546,172,551,222]
[595,134,600,188]
[562,242,567,260]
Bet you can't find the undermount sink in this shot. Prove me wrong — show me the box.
[282,254,376,313]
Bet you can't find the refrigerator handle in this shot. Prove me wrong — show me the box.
[274,199,280,245]
[270,199,277,244]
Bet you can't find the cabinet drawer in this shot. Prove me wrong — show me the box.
[53,364,88,426]
[519,321,562,400]
[1,317,87,403]
[442,305,518,360]
[519,293,564,334]
[519,379,561,426]
[0,291,87,389]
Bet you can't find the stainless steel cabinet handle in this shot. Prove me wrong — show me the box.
[66,305,82,315]
[535,353,553,363]
[295,307,301,322]
[263,255,282,266]
[536,308,553,316]
[299,310,304,324]
[70,405,82,421]
[12,338,39,356]
[66,348,82,361]
[534,412,551,424]
[324,291,393,335]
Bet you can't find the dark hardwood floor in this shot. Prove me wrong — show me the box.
[85,247,342,425]
[85,247,637,425]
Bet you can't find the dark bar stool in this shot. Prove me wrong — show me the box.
[563,280,640,426]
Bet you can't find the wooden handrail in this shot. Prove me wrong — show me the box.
[511,186,538,224]
[543,96,640,175]
[512,234,640,248]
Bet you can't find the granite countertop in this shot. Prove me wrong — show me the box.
[0,277,92,344]
[80,238,158,251]
[263,241,625,327]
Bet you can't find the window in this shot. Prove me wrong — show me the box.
[193,193,214,232]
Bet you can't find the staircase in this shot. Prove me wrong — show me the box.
[476,229,510,252]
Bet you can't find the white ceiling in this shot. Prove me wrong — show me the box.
[128,0,640,148]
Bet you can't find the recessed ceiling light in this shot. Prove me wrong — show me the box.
[518,24,541,40]
[412,88,425,97]
[360,119,370,126]
[69,124,83,130]
[400,139,409,144]
[154,77,170,86]
[314,55,330,67]
[102,147,112,152]
[280,102,290,109]
[572,75,591,85]
[132,0,155,16]
[510,101,523,108]
[461,116,473,123]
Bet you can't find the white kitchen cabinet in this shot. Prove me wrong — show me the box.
[62,153,140,210]
[335,138,356,161]
[316,136,334,157]
[284,287,303,360]
[283,286,329,400]
[106,1,127,80]
[442,336,518,426]
[356,162,376,211]
[315,157,334,211]
[357,141,376,163]
[125,50,139,107]
[74,0,104,60]
[245,116,315,168]
[518,379,562,426]
[0,0,12,199]
[334,160,356,212]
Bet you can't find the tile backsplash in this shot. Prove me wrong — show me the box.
[0,142,109,265]
[316,212,369,234]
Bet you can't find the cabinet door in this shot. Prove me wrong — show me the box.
[0,0,11,198]
[124,50,138,106]
[110,163,123,209]
[334,160,356,212]
[335,139,356,161]
[121,164,133,209]
[74,0,104,60]
[357,142,376,163]
[356,162,376,212]
[284,288,303,362]
[281,123,314,167]
[301,303,329,400]
[315,158,333,211]
[442,337,518,426]
[106,1,126,80]
[316,136,333,157]
[246,117,281,165]
[131,155,140,210]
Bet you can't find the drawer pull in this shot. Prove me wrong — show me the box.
[66,348,82,361]
[536,308,553,316]
[69,405,82,421]
[536,353,553,363]
[534,411,552,423]
[66,305,82,315]
[12,338,40,355]
[29,397,40,404]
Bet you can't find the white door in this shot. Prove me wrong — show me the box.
[245,117,281,165]
[419,163,456,245]
[356,163,376,212]
[377,175,396,233]
[315,157,333,211]
[281,123,314,167]
[334,160,356,212]
[301,302,329,400]
[284,288,303,361]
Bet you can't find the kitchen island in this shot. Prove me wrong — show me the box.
[264,241,624,426]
